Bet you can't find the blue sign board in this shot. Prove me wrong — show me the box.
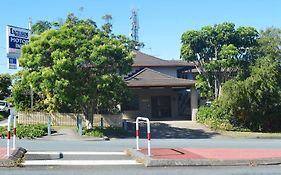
[6,25,30,55]
[6,25,30,69]
[8,57,17,69]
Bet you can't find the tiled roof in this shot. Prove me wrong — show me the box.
[125,68,196,88]
[133,51,194,67]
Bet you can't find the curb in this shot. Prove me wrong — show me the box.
[125,149,281,167]
[0,147,27,167]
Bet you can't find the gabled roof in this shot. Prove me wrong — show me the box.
[133,51,194,67]
[125,68,196,88]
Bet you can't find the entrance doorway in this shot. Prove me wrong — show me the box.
[151,96,171,119]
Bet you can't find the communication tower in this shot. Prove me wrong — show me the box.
[130,9,139,42]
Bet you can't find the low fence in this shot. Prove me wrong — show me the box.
[17,112,123,127]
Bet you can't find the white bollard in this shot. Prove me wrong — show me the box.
[6,115,11,156]
[136,117,151,156]
[13,115,16,149]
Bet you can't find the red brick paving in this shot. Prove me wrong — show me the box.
[0,148,8,160]
[184,148,281,160]
[140,148,281,160]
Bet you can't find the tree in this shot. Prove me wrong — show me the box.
[181,22,259,98]
[102,14,113,34]
[219,56,281,131]
[31,20,52,35]
[0,74,11,100]
[14,14,134,129]
[256,27,281,59]
[198,27,281,131]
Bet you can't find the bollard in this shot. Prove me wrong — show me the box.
[7,115,11,156]
[136,117,151,156]
[122,119,128,130]
[77,115,82,136]
[13,115,16,149]
[48,115,51,136]
[100,117,104,130]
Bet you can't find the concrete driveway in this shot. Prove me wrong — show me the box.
[128,121,223,139]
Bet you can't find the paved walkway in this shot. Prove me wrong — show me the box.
[0,148,7,160]
[0,118,8,127]
[40,128,82,141]
[129,121,223,139]
[140,148,281,160]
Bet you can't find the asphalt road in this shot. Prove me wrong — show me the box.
[2,138,281,152]
[1,164,281,175]
[2,137,281,174]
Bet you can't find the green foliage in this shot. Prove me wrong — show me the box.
[195,74,213,98]
[256,27,281,58]
[0,111,9,121]
[12,14,136,128]
[83,126,129,138]
[181,22,259,98]
[199,55,281,132]
[0,124,47,139]
[0,74,11,100]
[16,124,48,139]
[102,14,113,34]
[32,20,52,35]
[197,106,234,131]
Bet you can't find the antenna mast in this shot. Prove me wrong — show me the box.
[130,9,139,42]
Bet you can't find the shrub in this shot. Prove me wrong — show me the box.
[0,124,48,139]
[197,105,233,131]
[198,57,281,132]
[0,111,9,121]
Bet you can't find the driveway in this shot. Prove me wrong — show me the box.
[127,121,223,139]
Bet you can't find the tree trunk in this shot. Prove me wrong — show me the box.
[214,74,222,99]
[214,78,218,99]
[83,104,95,129]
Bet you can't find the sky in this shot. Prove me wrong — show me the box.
[1,0,281,74]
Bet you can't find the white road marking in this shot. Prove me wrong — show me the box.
[23,160,141,166]
[26,151,126,155]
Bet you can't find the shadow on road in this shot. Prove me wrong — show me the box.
[127,122,220,139]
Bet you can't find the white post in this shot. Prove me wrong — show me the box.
[136,117,151,156]
[48,115,51,136]
[191,86,198,121]
[6,115,11,156]
[136,119,139,150]
[147,119,151,156]
[13,114,16,149]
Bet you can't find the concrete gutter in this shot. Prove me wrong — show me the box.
[0,147,27,167]
[125,149,281,167]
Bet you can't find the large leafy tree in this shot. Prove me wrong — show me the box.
[13,14,134,128]
[197,27,281,131]
[31,20,52,35]
[0,74,11,100]
[181,22,259,98]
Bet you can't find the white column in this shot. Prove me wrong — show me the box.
[190,86,198,121]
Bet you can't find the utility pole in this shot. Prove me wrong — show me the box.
[28,17,33,110]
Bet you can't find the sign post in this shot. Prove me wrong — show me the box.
[6,25,30,69]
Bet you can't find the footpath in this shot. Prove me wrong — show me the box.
[127,148,281,167]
